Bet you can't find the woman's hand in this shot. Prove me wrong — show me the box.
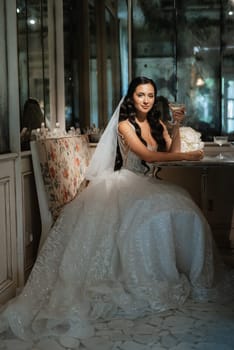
[172,107,185,124]
[183,149,204,161]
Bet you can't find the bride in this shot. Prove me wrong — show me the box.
[0,76,233,343]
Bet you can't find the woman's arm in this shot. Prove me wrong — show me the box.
[161,120,181,152]
[118,121,203,163]
[169,123,181,152]
[162,104,186,152]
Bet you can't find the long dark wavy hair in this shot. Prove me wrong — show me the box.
[115,76,166,171]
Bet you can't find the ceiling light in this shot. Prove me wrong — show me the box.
[196,77,205,87]
[28,18,36,25]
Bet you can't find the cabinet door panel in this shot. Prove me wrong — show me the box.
[206,168,234,247]
[0,159,17,303]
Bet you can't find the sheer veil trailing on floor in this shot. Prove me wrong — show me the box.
[0,97,234,344]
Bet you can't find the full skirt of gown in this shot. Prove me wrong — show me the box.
[0,168,233,341]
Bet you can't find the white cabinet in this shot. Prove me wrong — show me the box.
[0,155,18,303]
[0,153,41,304]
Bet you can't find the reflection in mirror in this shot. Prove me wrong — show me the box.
[17,0,49,150]
[20,98,44,150]
[132,0,234,141]
[177,1,221,140]
[132,0,176,101]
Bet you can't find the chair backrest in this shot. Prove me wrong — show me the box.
[30,135,91,249]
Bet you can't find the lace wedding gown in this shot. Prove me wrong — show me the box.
[0,135,233,343]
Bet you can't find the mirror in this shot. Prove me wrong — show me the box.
[17,0,49,150]
[132,0,234,141]
[63,0,124,131]
[17,0,234,142]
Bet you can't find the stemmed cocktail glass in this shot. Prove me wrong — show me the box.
[213,136,228,159]
[168,102,186,125]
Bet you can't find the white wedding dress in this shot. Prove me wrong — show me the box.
[1,131,233,343]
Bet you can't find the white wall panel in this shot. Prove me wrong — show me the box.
[0,157,17,303]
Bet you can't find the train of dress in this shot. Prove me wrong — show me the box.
[0,168,233,343]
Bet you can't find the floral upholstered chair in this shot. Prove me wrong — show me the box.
[30,134,91,250]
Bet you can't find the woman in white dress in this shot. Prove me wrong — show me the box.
[0,77,233,343]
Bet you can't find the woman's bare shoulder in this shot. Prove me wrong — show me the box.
[118,120,131,132]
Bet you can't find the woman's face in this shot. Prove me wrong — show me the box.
[132,83,155,116]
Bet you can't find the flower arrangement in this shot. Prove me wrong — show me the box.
[179,126,204,152]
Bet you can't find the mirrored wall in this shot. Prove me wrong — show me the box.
[15,0,234,146]
[63,0,128,131]
[16,0,128,149]
[132,0,234,140]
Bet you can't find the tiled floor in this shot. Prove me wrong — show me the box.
[1,253,234,350]
[1,298,234,350]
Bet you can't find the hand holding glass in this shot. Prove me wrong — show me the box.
[213,136,228,159]
[168,102,186,125]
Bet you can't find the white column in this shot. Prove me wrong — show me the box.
[5,0,24,288]
[0,0,8,153]
[48,0,65,131]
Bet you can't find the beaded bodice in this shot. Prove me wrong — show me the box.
[117,131,156,175]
